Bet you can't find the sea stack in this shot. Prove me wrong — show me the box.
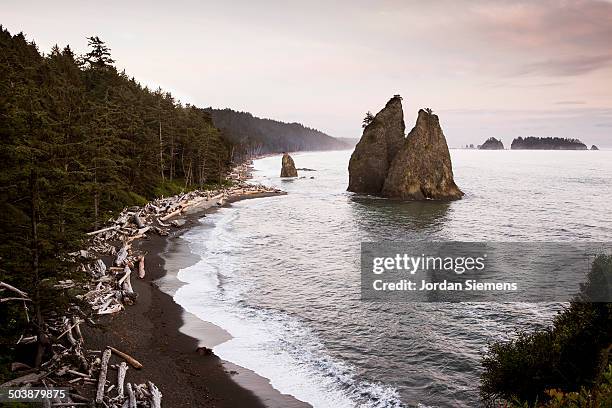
[347,95,405,194]
[591,145,599,150]
[382,109,463,200]
[280,153,298,177]
[479,137,504,150]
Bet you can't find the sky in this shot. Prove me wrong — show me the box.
[3,0,612,147]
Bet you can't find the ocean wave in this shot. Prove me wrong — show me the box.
[174,209,405,408]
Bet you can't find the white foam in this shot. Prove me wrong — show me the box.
[173,209,404,408]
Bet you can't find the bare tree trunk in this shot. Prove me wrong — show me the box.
[170,134,175,181]
[30,169,48,368]
[93,165,99,230]
[159,119,164,181]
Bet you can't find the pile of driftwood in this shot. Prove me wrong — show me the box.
[227,161,254,181]
[1,180,282,407]
[78,181,281,317]
[1,281,160,407]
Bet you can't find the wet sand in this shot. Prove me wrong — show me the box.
[83,192,310,408]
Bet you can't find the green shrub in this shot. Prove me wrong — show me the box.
[481,255,612,406]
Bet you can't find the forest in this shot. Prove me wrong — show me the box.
[0,26,349,382]
[0,26,237,378]
[205,107,347,160]
[511,136,588,150]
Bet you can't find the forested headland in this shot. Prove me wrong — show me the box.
[205,108,348,159]
[0,26,339,380]
[0,26,238,375]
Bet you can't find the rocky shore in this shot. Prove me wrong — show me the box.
[0,161,309,407]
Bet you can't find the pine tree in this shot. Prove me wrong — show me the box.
[362,111,374,128]
[83,36,115,68]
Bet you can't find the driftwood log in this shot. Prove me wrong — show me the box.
[127,383,137,408]
[108,346,143,369]
[95,348,112,403]
[148,381,162,408]
[138,256,146,279]
[0,281,29,298]
[117,362,128,398]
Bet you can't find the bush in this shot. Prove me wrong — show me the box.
[480,255,612,406]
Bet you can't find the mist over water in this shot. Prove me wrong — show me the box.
[173,149,612,407]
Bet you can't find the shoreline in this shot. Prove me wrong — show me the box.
[83,190,311,408]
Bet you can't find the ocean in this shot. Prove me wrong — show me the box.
[172,149,612,407]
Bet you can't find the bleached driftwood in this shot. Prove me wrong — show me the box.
[159,207,182,221]
[117,362,128,398]
[148,381,162,408]
[138,256,146,279]
[15,170,283,406]
[92,259,107,277]
[127,383,137,408]
[115,245,130,266]
[0,281,29,298]
[95,348,112,404]
[0,297,32,303]
[98,303,123,315]
[118,267,131,287]
[86,225,119,236]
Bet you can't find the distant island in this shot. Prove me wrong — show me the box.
[592,145,599,150]
[511,137,587,150]
[479,137,504,150]
[204,108,348,160]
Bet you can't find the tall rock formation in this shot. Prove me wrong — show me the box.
[382,109,464,200]
[280,153,298,177]
[347,96,405,194]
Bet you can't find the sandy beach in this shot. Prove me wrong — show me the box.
[83,192,310,408]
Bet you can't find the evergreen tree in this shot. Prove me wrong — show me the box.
[0,27,232,381]
[83,36,115,68]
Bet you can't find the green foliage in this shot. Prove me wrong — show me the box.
[0,26,232,379]
[83,36,115,68]
[362,111,374,128]
[481,255,612,406]
[504,364,612,408]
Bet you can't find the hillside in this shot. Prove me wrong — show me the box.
[205,108,348,159]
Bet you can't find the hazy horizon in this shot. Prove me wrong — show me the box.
[4,0,612,147]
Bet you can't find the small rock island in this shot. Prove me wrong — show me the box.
[479,137,504,150]
[348,95,463,200]
[510,137,587,150]
[591,145,599,151]
[280,153,298,177]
